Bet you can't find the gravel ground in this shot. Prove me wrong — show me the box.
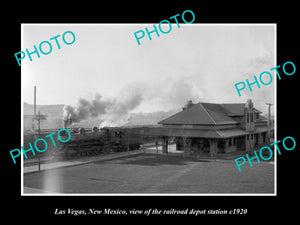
[24,153,274,194]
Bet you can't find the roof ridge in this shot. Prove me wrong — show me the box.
[158,104,197,124]
[198,102,217,125]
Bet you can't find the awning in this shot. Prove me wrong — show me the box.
[216,129,248,138]
[253,126,269,133]
[143,127,220,138]
[142,126,269,139]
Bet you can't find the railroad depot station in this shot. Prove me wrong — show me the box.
[144,99,274,157]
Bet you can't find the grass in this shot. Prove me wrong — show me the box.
[23,154,274,194]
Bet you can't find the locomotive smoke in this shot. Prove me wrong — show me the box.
[101,92,143,127]
[63,91,143,127]
[62,79,199,128]
[63,93,108,127]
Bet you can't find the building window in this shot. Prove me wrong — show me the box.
[251,112,254,122]
[247,113,249,123]
[229,138,232,147]
[247,135,249,140]
[256,113,259,119]
[233,138,236,146]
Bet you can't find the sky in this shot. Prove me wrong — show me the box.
[22,24,275,114]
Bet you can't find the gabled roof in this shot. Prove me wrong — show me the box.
[221,103,262,115]
[220,103,245,116]
[158,102,238,125]
[201,103,239,124]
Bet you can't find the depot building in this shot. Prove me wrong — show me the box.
[143,99,273,157]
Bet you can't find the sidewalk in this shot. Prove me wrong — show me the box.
[23,149,144,174]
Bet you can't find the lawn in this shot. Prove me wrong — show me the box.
[23,154,274,194]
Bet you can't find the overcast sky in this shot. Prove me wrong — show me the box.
[22,24,275,114]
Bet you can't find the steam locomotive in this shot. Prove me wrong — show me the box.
[55,126,143,159]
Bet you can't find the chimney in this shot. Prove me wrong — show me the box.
[182,100,194,110]
[245,99,253,109]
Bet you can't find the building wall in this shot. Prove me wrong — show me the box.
[232,116,245,129]
[245,134,255,152]
[161,100,270,156]
[224,138,237,153]
[245,100,255,132]
[176,137,239,154]
[236,136,246,150]
[245,131,268,152]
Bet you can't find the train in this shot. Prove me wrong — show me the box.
[54,126,144,160]
[23,125,161,161]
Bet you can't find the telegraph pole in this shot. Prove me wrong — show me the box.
[32,86,46,172]
[38,110,41,172]
[266,103,273,142]
[32,86,36,131]
[34,86,36,118]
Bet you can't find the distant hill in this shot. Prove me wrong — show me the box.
[23,102,176,130]
[23,102,64,116]
[125,110,177,126]
[23,103,65,130]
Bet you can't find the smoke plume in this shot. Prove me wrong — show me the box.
[101,91,143,127]
[62,91,143,127]
[63,93,108,127]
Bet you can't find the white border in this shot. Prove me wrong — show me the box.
[274,24,277,196]
[21,23,24,195]
[21,23,277,196]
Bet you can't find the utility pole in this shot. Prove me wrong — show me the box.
[32,86,46,172]
[266,103,273,143]
[33,86,41,171]
[38,110,41,172]
[32,86,36,131]
[34,86,36,117]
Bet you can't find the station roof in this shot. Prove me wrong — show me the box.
[220,103,245,116]
[158,102,263,126]
[158,102,238,125]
